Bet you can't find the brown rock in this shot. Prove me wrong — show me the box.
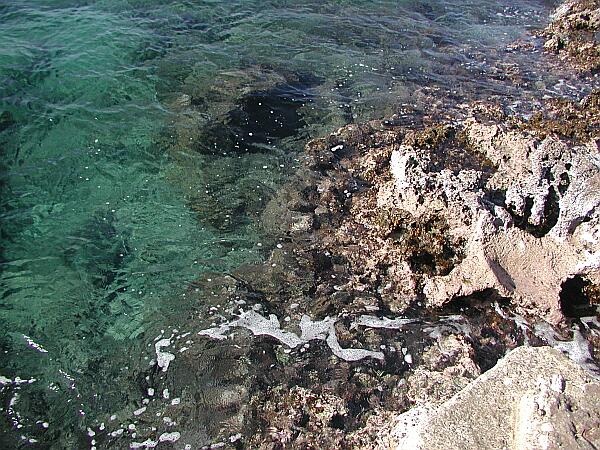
[389,346,600,450]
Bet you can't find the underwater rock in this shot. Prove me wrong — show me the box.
[167,66,315,156]
[390,346,600,449]
[0,110,15,132]
[161,65,319,234]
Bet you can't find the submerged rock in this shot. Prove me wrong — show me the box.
[0,110,15,132]
[390,346,600,449]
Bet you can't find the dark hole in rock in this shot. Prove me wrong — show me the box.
[485,188,506,208]
[560,276,597,318]
[0,111,15,132]
[298,412,310,427]
[329,413,346,430]
[558,171,570,195]
[198,79,316,155]
[313,251,333,274]
[508,186,560,238]
[410,251,436,273]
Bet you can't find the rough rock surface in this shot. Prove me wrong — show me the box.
[390,346,600,450]
[405,334,480,406]
[541,0,600,73]
[273,108,600,324]
[419,121,600,323]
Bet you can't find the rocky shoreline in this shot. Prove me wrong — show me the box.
[91,1,600,448]
[240,1,600,447]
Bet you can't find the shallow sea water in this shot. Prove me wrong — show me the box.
[0,0,588,447]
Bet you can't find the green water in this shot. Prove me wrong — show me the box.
[0,0,574,447]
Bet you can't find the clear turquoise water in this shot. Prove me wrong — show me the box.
[0,0,572,447]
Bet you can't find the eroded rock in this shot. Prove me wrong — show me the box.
[421,121,600,324]
[541,0,600,73]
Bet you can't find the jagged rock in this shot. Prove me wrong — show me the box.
[260,113,600,322]
[389,346,600,450]
[406,334,480,405]
[541,0,600,72]
[420,122,600,323]
[423,211,583,323]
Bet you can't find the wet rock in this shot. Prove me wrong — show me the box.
[541,0,600,73]
[390,346,600,449]
[527,90,600,141]
[406,334,480,406]
[247,386,347,448]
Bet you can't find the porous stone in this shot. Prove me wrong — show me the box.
[420,122,600,324]
[541,0,600,72]
[406,334,480,405]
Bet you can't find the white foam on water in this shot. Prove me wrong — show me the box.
[159,431,180,443]
[154,338,175,372]
[355,315,417,329]
[22,335,48,353]
[534,322,599,377]
[198,311,384,361]
[0,375,36,386]
[130,438,158,449]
